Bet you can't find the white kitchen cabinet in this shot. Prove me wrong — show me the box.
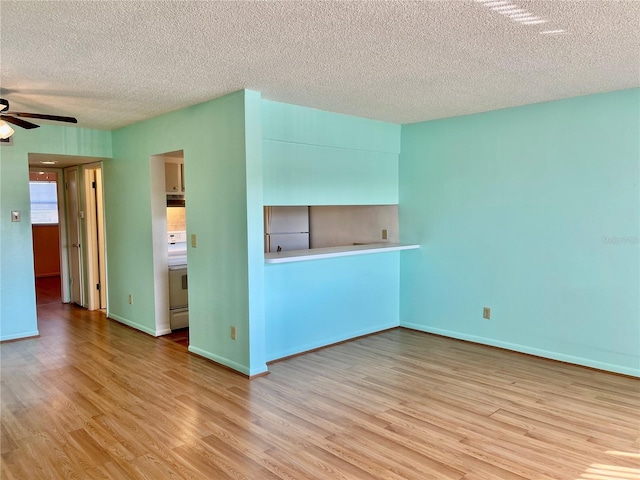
[165,162,184,194]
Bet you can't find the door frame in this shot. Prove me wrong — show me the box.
[150,153,172,335]
[64,166,83,306]
[83,163,107,311]
[28,166,70,302]
[57,169,71,303]
[28,156,110,309]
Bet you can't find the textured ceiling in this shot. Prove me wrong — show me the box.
[1,1,639,130]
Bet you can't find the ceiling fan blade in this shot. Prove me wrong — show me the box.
[9,112,78,124]
[1,115,40,129]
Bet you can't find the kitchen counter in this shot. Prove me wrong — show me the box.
[264,242,419,264]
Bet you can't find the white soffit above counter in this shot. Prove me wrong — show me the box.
[1,1,638,130]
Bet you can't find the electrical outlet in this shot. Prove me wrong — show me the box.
[483,307,490,319]
[382,229,388,240]
[230,326,237,340]
[129,294,133,305]
[191,234,197,248]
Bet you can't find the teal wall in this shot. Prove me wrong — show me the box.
[261,101,403,360]
[399,89,640,376]
[4,89,636,378]
[265,253,400,361]
[244,91,267,374]
[0,125,112,341]
[262,100,400,205]
[108,90,266,375]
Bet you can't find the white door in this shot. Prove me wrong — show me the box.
[95,168,106,309]
[65,167,83,306]
[84,166,107,310]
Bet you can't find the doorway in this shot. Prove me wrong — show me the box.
[29,157,108,311]
[150,150,188,341]
[65,166,83,306]
[29,170,63,306]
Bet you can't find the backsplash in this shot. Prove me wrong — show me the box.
[167,206,186,231]
[309,205,399,248]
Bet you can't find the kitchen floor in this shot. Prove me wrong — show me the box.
[164,327,189,348]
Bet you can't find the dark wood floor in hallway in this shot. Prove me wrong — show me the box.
[34,275,62,306]
[1,303,639,479]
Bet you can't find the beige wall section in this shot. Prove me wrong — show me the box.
[309,205,399,248]
[32,225,61,277]
[166,206,186,231]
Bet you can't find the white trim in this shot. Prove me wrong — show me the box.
[188,345,258,376]
[82,163,107,311]
[57,170,71,303]
[266,322,398,362]
[401,323,640,378]
[265,243,419,264]
[150,154,172,334]
[95,168,107,310]
[84,168,100,310]
[64,166,84,306]
[108,313,159,337]
[0,330,39,342]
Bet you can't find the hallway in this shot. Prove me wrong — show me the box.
[35,276,61,306]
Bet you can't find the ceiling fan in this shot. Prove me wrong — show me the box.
[0,98,78,140]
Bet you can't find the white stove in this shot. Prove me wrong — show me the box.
[168,231,187,268]
[167,231,188,330]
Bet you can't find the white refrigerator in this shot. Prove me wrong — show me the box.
[264,206,310,252]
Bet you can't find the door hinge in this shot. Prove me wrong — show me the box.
[96,283,100,291]
[92,181,96,189]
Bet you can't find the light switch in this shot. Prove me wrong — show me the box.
[191,234,197,248]
[11,210,21,222]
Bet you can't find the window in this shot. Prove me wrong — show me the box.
[29,181,59,224]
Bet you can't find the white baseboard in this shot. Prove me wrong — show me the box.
[266,322,398,363]
[0,330,39,342]
[108,313,158,337]
[188,345,266,376]
[401,322,640,378]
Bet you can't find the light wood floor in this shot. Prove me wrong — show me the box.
[1,303,639,479]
